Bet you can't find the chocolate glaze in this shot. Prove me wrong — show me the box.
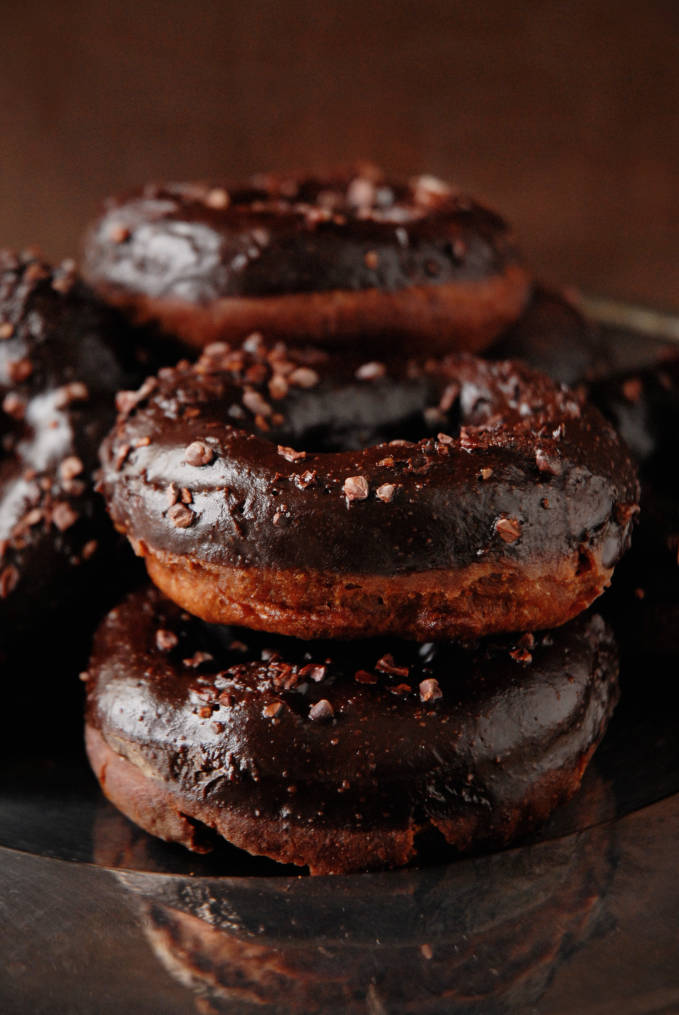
[100,340,639,578]
[86,586,618,851]
[82,171,522,302]
[489,284,608,386]
[591,353,679,486]
[0,251,143,645]
[592,353,679,652]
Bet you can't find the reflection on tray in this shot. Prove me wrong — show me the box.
[112,806,615,1014]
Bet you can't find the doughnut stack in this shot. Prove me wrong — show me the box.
[75,169,638,874]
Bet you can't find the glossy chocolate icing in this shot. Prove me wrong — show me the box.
[592,353,679,652]
[489,284,608,385]
[591,353,679,484]
[82,172,521,302]
[86,586,618,843]
[100,340,639,578]
[0,251,142,643]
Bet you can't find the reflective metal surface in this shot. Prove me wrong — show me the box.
[1,304,678,1012]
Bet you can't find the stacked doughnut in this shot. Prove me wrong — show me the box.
[0,250,147,660]
[81,169,638,873]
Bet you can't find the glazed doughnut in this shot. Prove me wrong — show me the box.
[0,251,141,649]
[81,169,531,354]
[489,284,607,386]
[99,339,639,640]
[84,585,619,874]
[592,354,679,653]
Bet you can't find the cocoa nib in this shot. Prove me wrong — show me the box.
[167,503,194,528]
[277,445,306,463]
[535,448,562,476]
[419,678,443,703]
[494,516,521,543]
[375,654,409,678]
[155,628,179,652]
[376,483,396,503]
[309,698,334,721]
[185,440,214,466]
[343,475,369,504]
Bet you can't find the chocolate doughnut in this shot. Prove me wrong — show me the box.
[100,340,639,640]
[84,585,619,874]
[0,251,142,649]
[592,354,679,653]
[81,170,531,354]
[489,284,607,386]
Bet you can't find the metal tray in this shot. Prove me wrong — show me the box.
[2,300,678,1014]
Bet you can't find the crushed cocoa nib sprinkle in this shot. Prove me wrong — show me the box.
[21,507,42,527]
[0,565,19,598]
[277,445,306,463]
[6,359,33,383]
[59,456,84,483]
[184,440,215,467]
[347,176,377,206]
[288,366,319,389]
[309,698,334,722]
[419,678,443,703]
[354,669,377,684]
[242,389,271,417]
[167,503,194,528]
[205,186,230,209]
[293,469,317,489]
[439,382,460,412]
[375,653,409,678]
[242,332,264,354]
[268,374,288,399]
[377,455,395,468]
[343,475,369,504]
[376,483,396,503]
[109,223,130,243]
[412,173,454,205]
[2,393,25,419]
[82,539,98,559]
[180,488,192,504]
[355,361,386,381]
[622,377,643,403]
[155,628,179,652]
[183,650,213,668]
[299,663,327,682]
[55,382,89,408]
[262,700,284,719]
[114,443,131,470]
[52,502,78,531]
[494,516,521,543]
[424,407,445,428]
[535,448,562,475]
[390,683,412,696]
[166,483,179,506]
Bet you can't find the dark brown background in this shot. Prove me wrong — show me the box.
[1,0,677,307]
